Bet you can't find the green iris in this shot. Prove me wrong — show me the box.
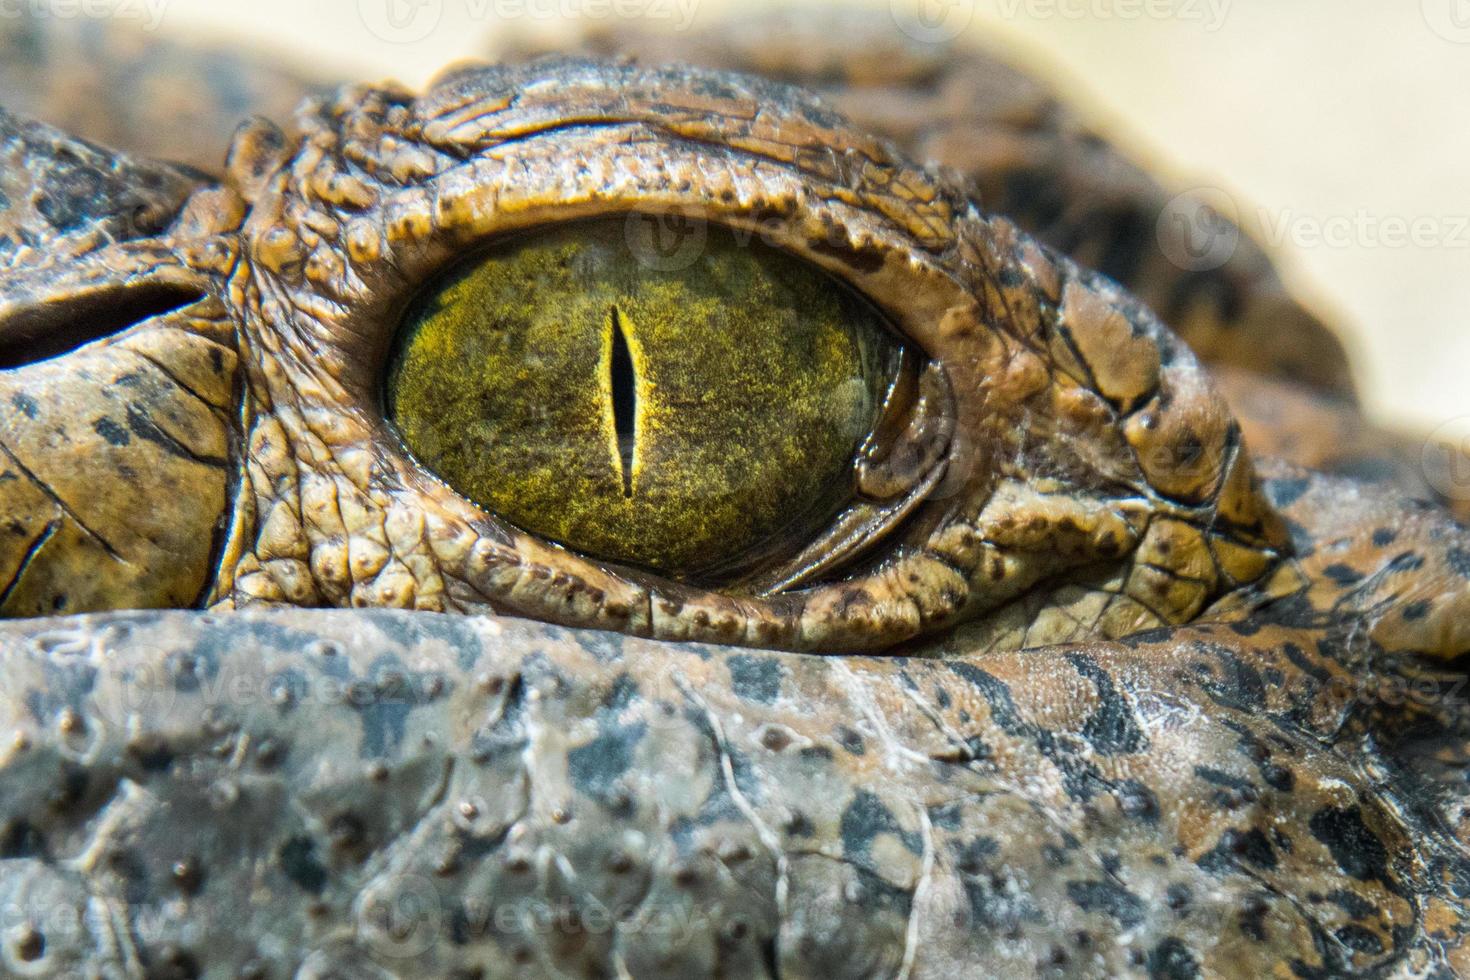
[385,218,898,578]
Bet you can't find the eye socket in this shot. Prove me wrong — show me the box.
[385,217,905,581]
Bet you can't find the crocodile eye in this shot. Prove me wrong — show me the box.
[385,217,904,580]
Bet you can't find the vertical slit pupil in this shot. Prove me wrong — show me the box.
[609,306,637,498]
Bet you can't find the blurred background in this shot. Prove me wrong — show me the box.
[11,0,1470,432]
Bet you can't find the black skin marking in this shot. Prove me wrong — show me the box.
[959,859,1037,931]
[0,820,45,861]
[945,662,1028,736]
[1198,828,1277,873]
[1280,642,1330,683]
[784,812,814,838]
[1147,937,1202,979]
[36,162,107,233]
[950,836,1000,873]
[1309,807,1389,883]
[1402,600,1432,620]
[92,416,130,447]
[278,836,328,894]
[1264,476,1311,509]
[352,680,413,758]
[126,737,175,773]
[840,790,922,861]
[1065,879,1144,928]
[927,803,963,831]
[10,393,37,419]
[1193,766,1259,809]
[1222,722,1297,792]
[1385,551,1427,574]
[1198,647,1267,712]
[834,725,866,756]
[1173,432,1205,468]
[1333,924,1384,955]
[575,629,625,664]
[1326,888,1376,920]
[166,648,219,693]
[726,654,783,704]
[1239,895,1270,940]
[996,263,1025,288]
[567,723,645,796]
[1115,780,1160,822]
[1042,844,1071,867]
[125,403,226,466]
[949,662,1112,801]
[1068,653,1147,755]
[601,672,639,712]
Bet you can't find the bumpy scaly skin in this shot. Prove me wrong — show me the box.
[523,11,1357,401]
[1,10,1352,398]
[0,109,238,618]
[217,60,1284,652]
[4,16,1470,980]
[4,469,1470,978]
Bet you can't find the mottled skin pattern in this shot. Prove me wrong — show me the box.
[2,12,1470,980]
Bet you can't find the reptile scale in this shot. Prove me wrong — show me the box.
[1,9,1469,978]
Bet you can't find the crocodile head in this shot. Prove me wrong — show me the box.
[2,57,1470,977]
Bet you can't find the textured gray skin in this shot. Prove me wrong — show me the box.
[0,609,983,979]
[0,605,1462,979]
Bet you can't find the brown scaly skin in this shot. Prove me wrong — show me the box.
[16,7,1453,520]
[3,14,1470,980]
[1,10,1355,400]
[547,11,1358,402]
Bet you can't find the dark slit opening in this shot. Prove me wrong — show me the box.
[609,306,637,498]
[0,282,207,370]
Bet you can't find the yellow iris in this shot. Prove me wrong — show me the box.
[386,218,898,579]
